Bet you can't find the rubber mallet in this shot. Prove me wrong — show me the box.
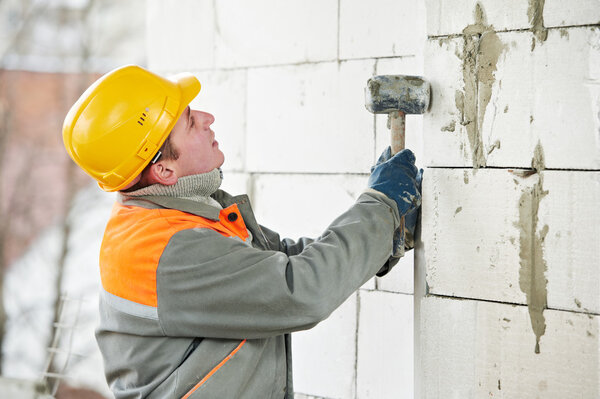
[364,75,431,259]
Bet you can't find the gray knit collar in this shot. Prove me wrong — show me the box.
[123,168,223,207]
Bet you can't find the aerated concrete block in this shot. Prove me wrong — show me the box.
[422,36,468,167]
[219,172,250,198]
[339,0,426,59]
[251,173,376,290]
[424,27,600,169]
[357,290,413,399]
[425,0,530,36]
[251,173,368,240]
[214,0,338,68]
[421,168,600,314]
[247,60,376,174]
[419,296,600,399]
[481,28,600,170]
[146,0,214,72]
[293,293,358,399]
[375,56,424,78]
[190,69,247,172]
[544,0,600,27]
[375,254,414,295]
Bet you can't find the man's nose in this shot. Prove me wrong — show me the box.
[194,110,215,128]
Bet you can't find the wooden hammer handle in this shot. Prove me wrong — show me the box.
[389,110,406,155]
[389,110,406,259]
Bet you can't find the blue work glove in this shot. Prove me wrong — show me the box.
[371,146,393,172]
[368,149,421,216]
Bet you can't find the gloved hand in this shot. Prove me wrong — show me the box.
[371,146,393,172]
[368,148,421,216]
[403,167,423,250]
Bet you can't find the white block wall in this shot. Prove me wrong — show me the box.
[147,0,426,397]
[418,1,600,398]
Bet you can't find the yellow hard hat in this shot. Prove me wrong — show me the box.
[63,65,200,192]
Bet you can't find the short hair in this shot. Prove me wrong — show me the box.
[158,132,180,162]
[122,132,179,192]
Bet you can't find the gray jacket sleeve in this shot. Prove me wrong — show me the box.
[156,191,400,339]
[257,223,315,256]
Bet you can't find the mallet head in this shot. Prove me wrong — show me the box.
[365,75,431,115]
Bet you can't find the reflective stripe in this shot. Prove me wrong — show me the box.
[101,288,158,320]
[181,339,247,399]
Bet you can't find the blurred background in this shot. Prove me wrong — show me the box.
[0,1,145,397]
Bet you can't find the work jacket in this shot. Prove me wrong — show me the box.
[96,188,400,399]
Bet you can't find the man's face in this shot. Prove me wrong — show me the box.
[168,106,225,176]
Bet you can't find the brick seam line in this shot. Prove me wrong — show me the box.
[294,394,338,399]
[151,54,421,75]
[361,287,414,297]
[427,23,600,39]
[218,169,600,176]
[425,166,600,172]
[151,24,597,75]
[426,293,600,317]
[353,291,361,399]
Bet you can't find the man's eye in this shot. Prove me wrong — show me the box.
[190,117,195,127]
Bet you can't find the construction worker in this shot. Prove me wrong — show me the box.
[62,65,422,399]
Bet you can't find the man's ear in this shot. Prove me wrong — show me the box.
[146,161,178,186]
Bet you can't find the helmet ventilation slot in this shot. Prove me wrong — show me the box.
[137,112,148,126]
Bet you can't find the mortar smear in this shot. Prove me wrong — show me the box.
[459,3,506,168]
[516,142,549,353]
[528,0,548,49]
[478,32,506,142]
